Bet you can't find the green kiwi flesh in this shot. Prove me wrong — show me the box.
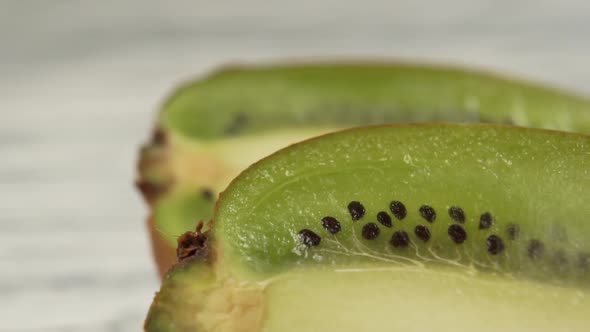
[146,124,590,331]
[162,64,590,139]
[137,63,590,274]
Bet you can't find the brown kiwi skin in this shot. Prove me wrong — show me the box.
[147,215,177,277]
[136,126,176,276]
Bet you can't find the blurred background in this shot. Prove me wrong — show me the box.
[1,1,589,331]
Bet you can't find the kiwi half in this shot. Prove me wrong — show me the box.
[145,124,590,331]
[137,63,590,275]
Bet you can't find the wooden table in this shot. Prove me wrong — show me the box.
[1,1,589,330]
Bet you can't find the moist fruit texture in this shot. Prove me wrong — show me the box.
[136,63,590,276]
[145,125,590,332]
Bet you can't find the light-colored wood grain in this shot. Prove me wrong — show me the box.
[1,1,589,330]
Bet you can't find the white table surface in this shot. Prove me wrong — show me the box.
[1,1,589,331]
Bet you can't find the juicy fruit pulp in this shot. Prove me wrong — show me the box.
[146,125,590,331]
[137,63,590,275]
[162,64,590,139]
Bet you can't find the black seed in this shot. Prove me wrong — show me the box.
[200,188,215,201]
[348,201,366,221]
[414,225,431,242]
[419,205,437,223]
[486,235,504,255]
[362,223,381,240]
[389,201,407,220]
[390,231,410,248]
[478,212,493,230]
[321,216,341,234]
[448,224,467,244]
[527,239,545,259]
[577,253,590,271]
[376,211,393,227]
[506,224,520,240]
[299,229,321,247]
[448,206,466,223]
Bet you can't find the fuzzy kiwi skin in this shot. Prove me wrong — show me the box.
[138,62,590,275]
[215,124,590,285]
[145,124,590,331]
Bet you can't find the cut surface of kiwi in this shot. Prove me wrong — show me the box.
[162,63,590,139]
[146,124,590,332]
[137,63,590,275]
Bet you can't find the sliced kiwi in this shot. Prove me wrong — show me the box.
[146,124,590,331]
[137,63,590,275]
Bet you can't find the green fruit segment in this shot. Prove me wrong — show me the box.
[216,125,590,287]
[162,64,590,140]
[146,124,590,331]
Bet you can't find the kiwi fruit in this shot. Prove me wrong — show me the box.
[136,63,590,276]
[145,124,590,331]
